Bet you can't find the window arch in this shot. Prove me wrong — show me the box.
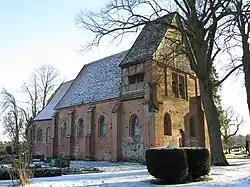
[46,127,51,143]
[37,128,43,142]
[78,118,84,138]
[61,122,67,138]
[130,115,140,136]
[190,117,196,137]
[164,113,172,135]
[99,116,106,137]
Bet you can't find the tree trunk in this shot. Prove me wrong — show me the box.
[199,79,229,166]
[224,138,229,154]
[243,51,250,116]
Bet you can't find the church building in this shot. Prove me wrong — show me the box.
[33,13,209,161]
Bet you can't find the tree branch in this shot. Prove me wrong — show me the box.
[214,64,243,87]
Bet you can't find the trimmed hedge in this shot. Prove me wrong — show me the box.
[146,147,211,184]
[146,147,188,184]
[183,147,210,179]
[32,168,62,178]
[0,168,62,180]
[0,168,18,180]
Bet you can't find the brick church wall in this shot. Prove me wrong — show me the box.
[34,120,53,156]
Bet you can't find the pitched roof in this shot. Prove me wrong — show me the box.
[55,51,128,109]
[119,13,175,67]
[34,80,73,121]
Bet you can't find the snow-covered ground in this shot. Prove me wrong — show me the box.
[1,159,250,187]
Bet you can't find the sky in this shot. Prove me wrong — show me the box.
[0,1,249,140]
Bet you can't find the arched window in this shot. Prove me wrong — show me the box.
[37,128,43,142]
[78,118,84,138]
[164,113,172,135]
[61,122,67,138]
[130,115,140,136]
[190,117,196,137]
[99,116,106,137]
[46,127,51,143]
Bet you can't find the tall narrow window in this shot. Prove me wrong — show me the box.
[130,115,140,136]
[164,68,167,96]
[190,117,196,137]
[78,118,84,138]
[37,128,43,142]
[172,72,187,100]
[99,116,107,137]
[46,127,51,143]
[172,73,178,97]
[61,122,67,138]
[164,113,172,135]
[179,75,185,99]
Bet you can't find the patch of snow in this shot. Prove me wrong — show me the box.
[70,160,146,172]
[0,159,250,186]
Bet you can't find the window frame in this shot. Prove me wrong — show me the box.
[130,115,140,136]
[46,127,51,143]
[61,122,67,138]
[99,116,107,137]
[171,71,187,100]
[78,118,84,138]
[164,113,172,136]
[178,74,185,99]
[172,72,178,97]
[37,128,43,143]
[127,73,145,91]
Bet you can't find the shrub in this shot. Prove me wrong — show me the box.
[183,147,210,179]
[32,168,62,178]
[6,146,12,154]
[146,147,188,184]
[0,168,18,180]
[0,168,11,180]
[54,159,70,168]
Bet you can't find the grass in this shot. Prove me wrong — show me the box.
[225,153,250,159]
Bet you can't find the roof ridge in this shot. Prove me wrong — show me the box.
[85,50,129,67]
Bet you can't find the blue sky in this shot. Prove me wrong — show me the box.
[0,1,249,140]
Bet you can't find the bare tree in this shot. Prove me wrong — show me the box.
[222,0,250,115]
[75,0,232,165]
[22,64,60,118]
[36,65,60,109]
[0,88,26,153]
[220,107,244,153]
[21,64,60,153]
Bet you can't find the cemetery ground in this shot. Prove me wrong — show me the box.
[0,159,250,186]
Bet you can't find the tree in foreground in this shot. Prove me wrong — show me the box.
[0,65,60,185]
[222,0,250,115]
[21,64,60,153]
[76,0,231,165]
[0,88,25,153]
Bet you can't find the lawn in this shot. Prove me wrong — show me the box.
[225,153,250,159]
[0,159,250,186]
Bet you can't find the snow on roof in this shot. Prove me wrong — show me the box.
[119,13,175,67]
[34,80,73,121]
[55,50,128,109]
